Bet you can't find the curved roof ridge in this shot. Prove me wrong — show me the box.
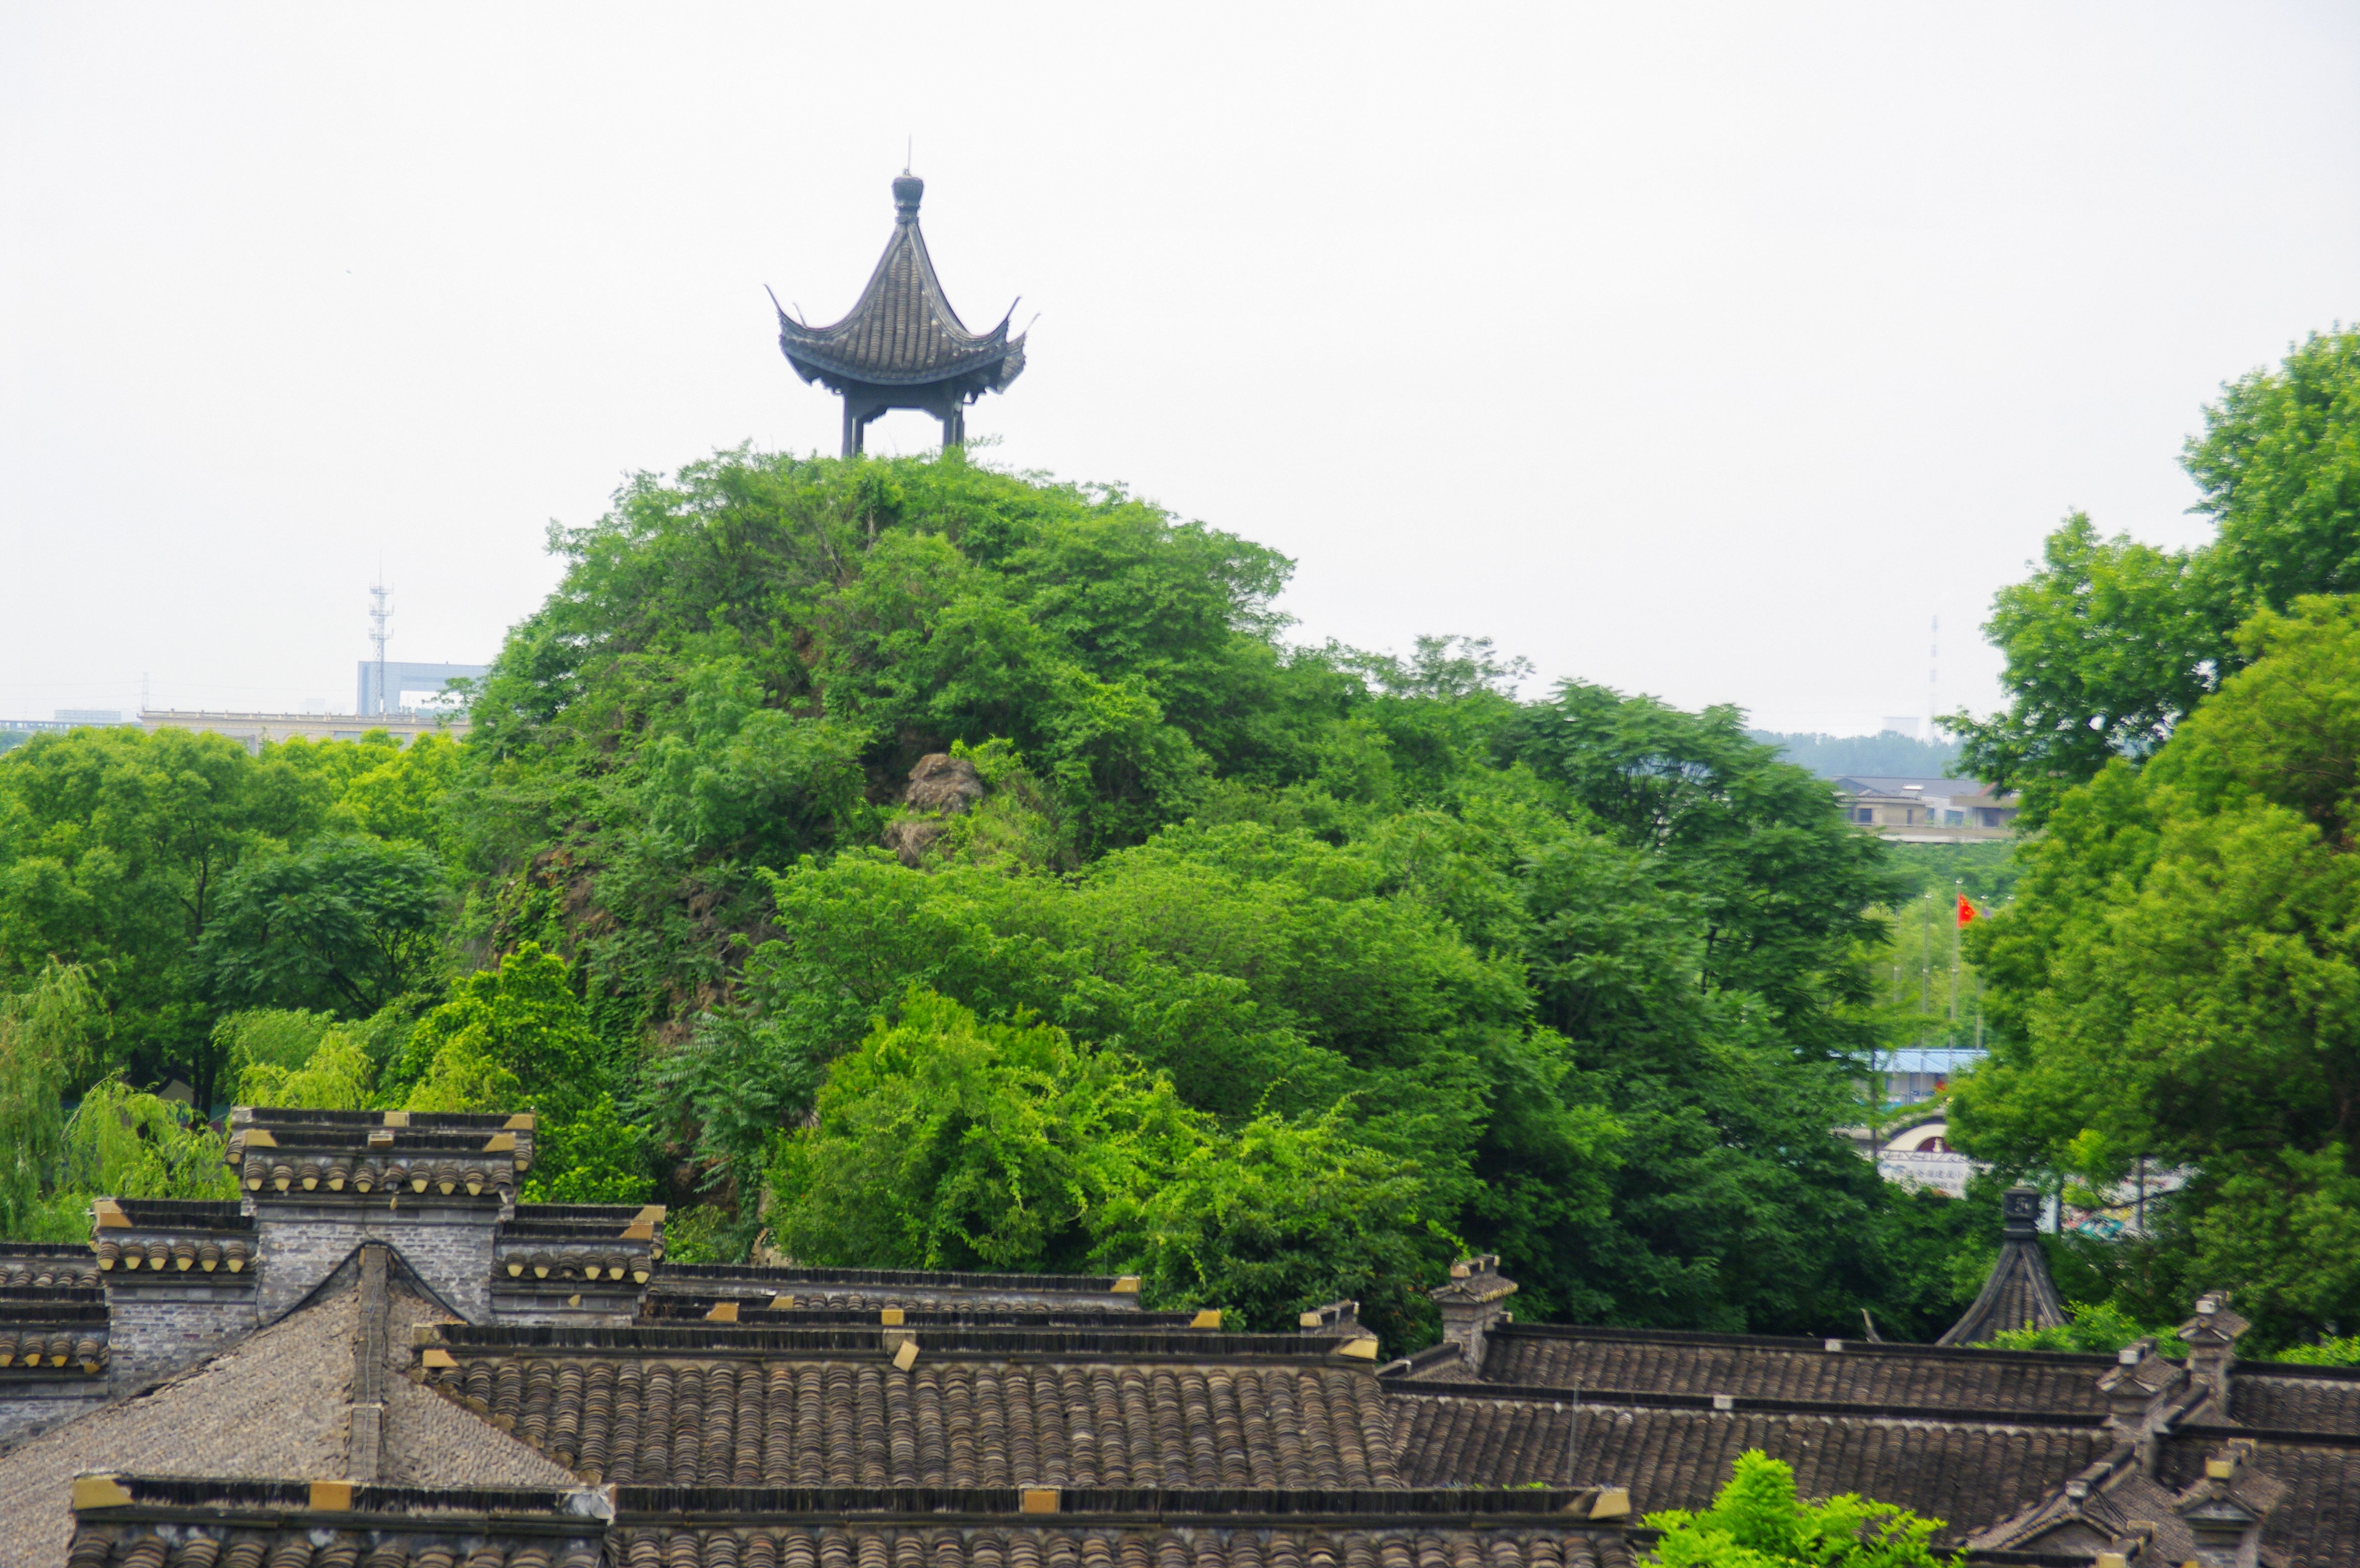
[777,177,1025,393]
[1938,1224,2070,1347]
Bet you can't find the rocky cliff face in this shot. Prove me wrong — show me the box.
[880,752,984,866]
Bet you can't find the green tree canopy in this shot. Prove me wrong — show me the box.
[1954,328,2360,820]
[1646,1450,1954,1568]
[385,943,649,1203]
[0,445,1981,1343]
[0,725,457,1101]
[767,988,1454,1343]
[1954,597,2360,1348]
[201,834,445,1018]
[0,963,102,1238]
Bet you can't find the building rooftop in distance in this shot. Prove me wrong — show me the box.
[138,709,469,753]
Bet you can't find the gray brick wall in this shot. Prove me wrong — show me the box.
[0,1378,109,1445]
[255,1204,498,1324]
[104,1286,259,1394]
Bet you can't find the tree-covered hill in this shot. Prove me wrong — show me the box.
[442,448,1973,1340]
[0,448,1983,1344]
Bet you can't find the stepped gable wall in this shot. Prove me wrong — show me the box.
[255,1201,501,1322]
[494,1202,662,1327]
[92,1199,258,1392]
[0,1295,108,1446]
[0,1244,112,1445]
[62,1477,610,1568]
[0,1242,100,1292]
[229,1108,540,1324]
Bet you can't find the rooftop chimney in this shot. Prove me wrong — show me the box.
[1431,1255,1517,1375]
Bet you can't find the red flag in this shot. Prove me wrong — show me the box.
[1956,893,1977,927]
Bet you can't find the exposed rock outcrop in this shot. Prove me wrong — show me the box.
[882,753,984,866]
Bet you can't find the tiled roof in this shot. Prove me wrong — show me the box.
[0,1278,361,1565]
[1966,1448,2203,1566]
[641,1301,1208,1331]
[659,1264,1132,1294]
[90,1194,259,1286]
[0,1295,107,1374]
[2228,1366,2360,1435]
[1389,1389,2110,1542]
[69,1482,1632,1568]
[777,175,1025,392]
[229,1106,536,1198]
[763,1294,1134,1315]
[415,1329,1401,1489]
[1430,1257,1517,1310]
[69,1483,1630,1567]
[1937,1238,2069,1347]
[1937,1193,2067,1349]
[1477,1325,2112,1416]
[2164,1430,2360,1568]
[649,1266,1146,1318]
[0,1244,101,1291]
[107,1200,250,1228]
[65,1476,609,1568]
[499,1249,654,1285]
[597,1523,1633,1568]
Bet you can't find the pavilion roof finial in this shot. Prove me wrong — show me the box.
[893,171,924,223]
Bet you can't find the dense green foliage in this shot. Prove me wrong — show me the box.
[0,446,1998,1342]
[1644,1450,1955,1568]
[768,988,1449,1337]
[1953,328,2360,823]
[1955,598,2360,1349]
[0,726,460,1104]
[1979,1299,2188,1357]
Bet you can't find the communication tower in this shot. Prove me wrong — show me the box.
[368,577,393,716]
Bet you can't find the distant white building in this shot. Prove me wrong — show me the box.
[1833,775,2018,843]
[357,660,487,716]
[139,709,469,755]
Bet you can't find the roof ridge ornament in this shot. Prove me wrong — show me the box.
[1936,1185,2069,1346]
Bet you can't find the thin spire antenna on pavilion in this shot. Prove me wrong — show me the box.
[771,171,1028,457]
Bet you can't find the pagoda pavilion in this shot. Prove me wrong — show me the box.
[775,172,1027,456]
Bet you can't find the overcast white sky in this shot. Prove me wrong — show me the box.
[4,5,2356,733]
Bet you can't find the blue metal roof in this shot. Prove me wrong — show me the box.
[1878,1048,1985,1074]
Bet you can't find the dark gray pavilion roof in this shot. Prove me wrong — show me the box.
[1937,1187,2070,1346]
[777,173,1027,392]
